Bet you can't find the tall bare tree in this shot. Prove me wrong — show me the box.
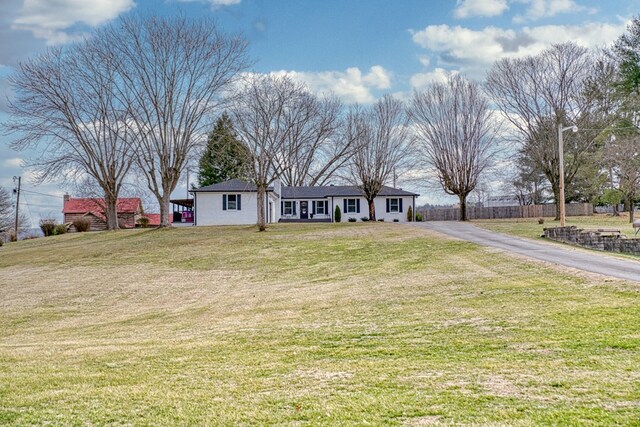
[410,74,497,221]
[232,74,333,230]
[349,95,412,221]
[486,43,611,220]
[273,94,351,186]
[101,15,250,227]
[6,40,135,230]
[0,186,12,234]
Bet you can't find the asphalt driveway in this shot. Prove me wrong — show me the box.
[413,221,640,283]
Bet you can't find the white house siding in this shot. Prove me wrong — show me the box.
[332,196,414,222]
[195,192,259,226]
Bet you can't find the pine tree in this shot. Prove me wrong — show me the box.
[197,113,250,187]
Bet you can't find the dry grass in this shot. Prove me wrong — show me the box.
[0,223,639,425]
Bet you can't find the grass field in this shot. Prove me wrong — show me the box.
[1,223,639,425]
[473,213,639,240]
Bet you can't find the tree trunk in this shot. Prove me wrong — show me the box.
[104,192,119,230]
[159,192,172,228]
[368,198,376,221]
[551,184,561,220]
[459,194,468,221]
[613,202,620,217]
[629,195,635,223]
[257,184,267,231]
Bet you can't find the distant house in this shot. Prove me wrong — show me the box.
[62,195,143,231]
[141,213,173,227]
[190,179,419,226]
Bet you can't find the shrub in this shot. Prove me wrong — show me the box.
[0,238,3,247]
[407,206,413,222]
[415,212,423,222]
[39,219,57,237]
[73,217,91,232]
[393,218,399,222]
[137,216,150,228]
[361,216,369,222]
[348,217,357,222]
[378,218,384,222]
[334,205,342,223]
[538,217,545,225]
[54,224,68,235]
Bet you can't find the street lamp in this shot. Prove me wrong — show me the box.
[558,124,578,227]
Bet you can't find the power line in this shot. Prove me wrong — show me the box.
[20,189,63,199]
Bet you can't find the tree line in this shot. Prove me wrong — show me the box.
[5,14,640,232]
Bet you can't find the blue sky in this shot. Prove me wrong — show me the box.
[1,0,639,224]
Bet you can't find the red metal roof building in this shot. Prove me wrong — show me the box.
[63,196,143,231]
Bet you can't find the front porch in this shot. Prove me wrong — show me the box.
[278,218,332,223]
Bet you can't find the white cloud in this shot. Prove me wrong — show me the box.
[454,0,508,19]
[3,158,24,168]
[272,66,393,103]
[410,68,459,89]
[177,0,241,7]
[513,0,595,22]
[411,21,627,78]
[12,0,135,45]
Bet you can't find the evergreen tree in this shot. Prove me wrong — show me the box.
[197,113,250,187]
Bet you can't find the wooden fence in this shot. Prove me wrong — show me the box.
[420,203,593,221]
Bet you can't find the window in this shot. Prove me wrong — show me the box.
[284,201,294,215]
[315,201,325,215]
[346,199,357,213]
[223,194,241,211]
[386,198,402,213]
[227,194,238,210]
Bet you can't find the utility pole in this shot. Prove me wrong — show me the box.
[13,176,21,240]
[558,124,578,227]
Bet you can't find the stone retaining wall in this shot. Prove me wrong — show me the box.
[543,226,640,255]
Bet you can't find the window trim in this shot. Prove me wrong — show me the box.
[227,194,238,211]
[389,198,399,213]
[346,198,357,214]
[283,201,294,216]
[315,200,326,215]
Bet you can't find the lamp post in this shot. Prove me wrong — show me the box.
[558,124,578,227]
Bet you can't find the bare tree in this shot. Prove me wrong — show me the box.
[603,131,640,222]
[0,186,12,234]
[231,74,331,230]
[5,39,135,230]
[486,43,612,219]
[274,94,351,186]
[102,15,250,227]
[410,74,497,221]
[349,95,412,221]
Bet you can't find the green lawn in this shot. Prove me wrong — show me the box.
[473,213,639,240]
[1,223,639,425]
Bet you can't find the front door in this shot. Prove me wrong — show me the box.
[300,201,308,220]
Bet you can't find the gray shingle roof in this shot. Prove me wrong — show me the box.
[191,179,419,198]
[282,185,418,199]
[191,179,273,193]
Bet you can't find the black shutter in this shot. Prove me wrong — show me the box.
[356,199,360,213]
[222,194,227,211]
[312,201,316,215]
[324,201,328,214]
[399,198,403,213]
[343,199,347,213]
[386,198,390,213]
[237,194,242,210]
[281,201,284,214]
[293,202,297,215]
